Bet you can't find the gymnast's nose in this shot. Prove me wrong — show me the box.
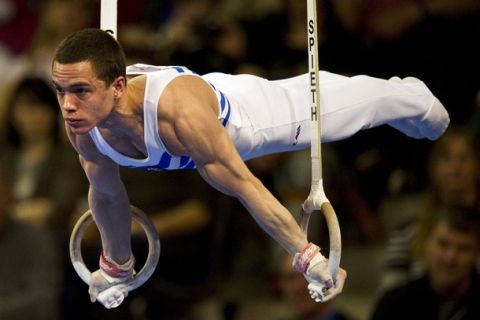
[61,93,77,113]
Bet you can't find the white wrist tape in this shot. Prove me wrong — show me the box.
[292,243,322,273]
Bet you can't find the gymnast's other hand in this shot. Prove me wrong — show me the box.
[88,269,129,303]
[304,255,347,302]
[89,252,135,305]
[293,243,346,303]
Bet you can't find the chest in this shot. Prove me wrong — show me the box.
[98,126,147,160]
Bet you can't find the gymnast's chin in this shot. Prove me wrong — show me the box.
[64,119,94,135]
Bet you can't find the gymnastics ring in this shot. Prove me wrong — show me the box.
[300,202,341,281]
[69,206,160,306]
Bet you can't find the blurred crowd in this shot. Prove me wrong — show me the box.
[0,0,479,319]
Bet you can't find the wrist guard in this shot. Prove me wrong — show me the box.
[99,251,135,280]
[292,242,322,273]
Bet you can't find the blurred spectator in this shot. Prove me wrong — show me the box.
[120,0,248,74]
[1,76,87,240]
[378,126,479,292]
[0,152,62,320]
[0,0,41,55]
[371,204,480,320]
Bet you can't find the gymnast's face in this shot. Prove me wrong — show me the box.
[52,60,117,135]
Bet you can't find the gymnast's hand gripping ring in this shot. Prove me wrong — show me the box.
[69,206,160,308]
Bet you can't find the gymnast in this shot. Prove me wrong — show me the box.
[51,28,449,305]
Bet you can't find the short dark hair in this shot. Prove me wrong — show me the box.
[53,28,126,85]
[414,204,480,256]
[430,205,480,244]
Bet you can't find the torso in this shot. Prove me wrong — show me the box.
[88,64,231,170]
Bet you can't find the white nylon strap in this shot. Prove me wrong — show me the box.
[101,0,117,39]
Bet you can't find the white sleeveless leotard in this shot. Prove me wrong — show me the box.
[89,64,449,170]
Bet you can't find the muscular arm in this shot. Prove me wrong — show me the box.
[160,77,307,256]
[66,125,132,263]
[198,147,307,255]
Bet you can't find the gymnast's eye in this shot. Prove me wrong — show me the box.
[54,86,65,96]
[72,86,90,97]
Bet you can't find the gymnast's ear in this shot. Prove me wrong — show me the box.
[112,76,126,98]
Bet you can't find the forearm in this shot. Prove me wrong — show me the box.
[238,176,308,256]
[197,158,307,256]
[89,185,132,263]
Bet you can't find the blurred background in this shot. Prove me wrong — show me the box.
[0,0,479,319]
